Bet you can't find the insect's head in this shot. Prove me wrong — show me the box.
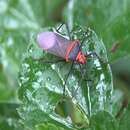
[76,51,86,64]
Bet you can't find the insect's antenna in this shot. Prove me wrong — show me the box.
[56,23,72,40]
[56,23,64,32]
[63,62,74,96]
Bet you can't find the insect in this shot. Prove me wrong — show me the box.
[36,24,103,96]
[37,30,86,64]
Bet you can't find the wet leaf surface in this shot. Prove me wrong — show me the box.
[0,0,130,130]
[0,0,64,101]
[18,25,113,129]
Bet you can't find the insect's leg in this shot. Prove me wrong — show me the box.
[79,29,91,52]
[87,52,108,64]
[33,58,65,64]
[87,52,101,60]
[72,64,92,98]
[63,62,74,96]
[72,64,92,116]
[80,32,87,48]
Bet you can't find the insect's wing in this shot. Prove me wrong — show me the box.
[55,33,70,59]
[44,32,70,59]
[37,31,71,60]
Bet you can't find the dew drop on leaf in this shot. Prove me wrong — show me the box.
[47,77,51,81]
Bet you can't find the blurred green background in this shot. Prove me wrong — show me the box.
[0,0,130,129]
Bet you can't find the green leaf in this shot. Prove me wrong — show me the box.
[64,0,130,62]
[0,102,19,119]
[110,89,124,117]
[0,102,27,130]
[36,123,65,130]
[69,25,113,115]
[18,24,113,129]
[89,111,118,130]
[119,104,130,130]
[0,0,65,101]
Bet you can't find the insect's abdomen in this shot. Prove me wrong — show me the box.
[65,40,80,61]
[69,45,80,60]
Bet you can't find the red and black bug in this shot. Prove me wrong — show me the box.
[37,24,102,95]
[37,29,86,64]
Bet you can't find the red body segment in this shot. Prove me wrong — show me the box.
[65,40,86,64]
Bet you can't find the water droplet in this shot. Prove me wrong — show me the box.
[35,71,43,83]
[51,64,56,69]
[32,82,40,89]
[29,48,33,53]
[47,77,51,81]
[22,63,30,73]
[20,76,29,84]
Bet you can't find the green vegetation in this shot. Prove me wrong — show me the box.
[0,0,130,130]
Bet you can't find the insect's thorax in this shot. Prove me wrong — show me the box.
[65,40,86,64]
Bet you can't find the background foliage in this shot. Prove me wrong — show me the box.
[0,0,130,130]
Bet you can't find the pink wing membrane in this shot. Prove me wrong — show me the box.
[37,32,71,59]
[37,32,56,50]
